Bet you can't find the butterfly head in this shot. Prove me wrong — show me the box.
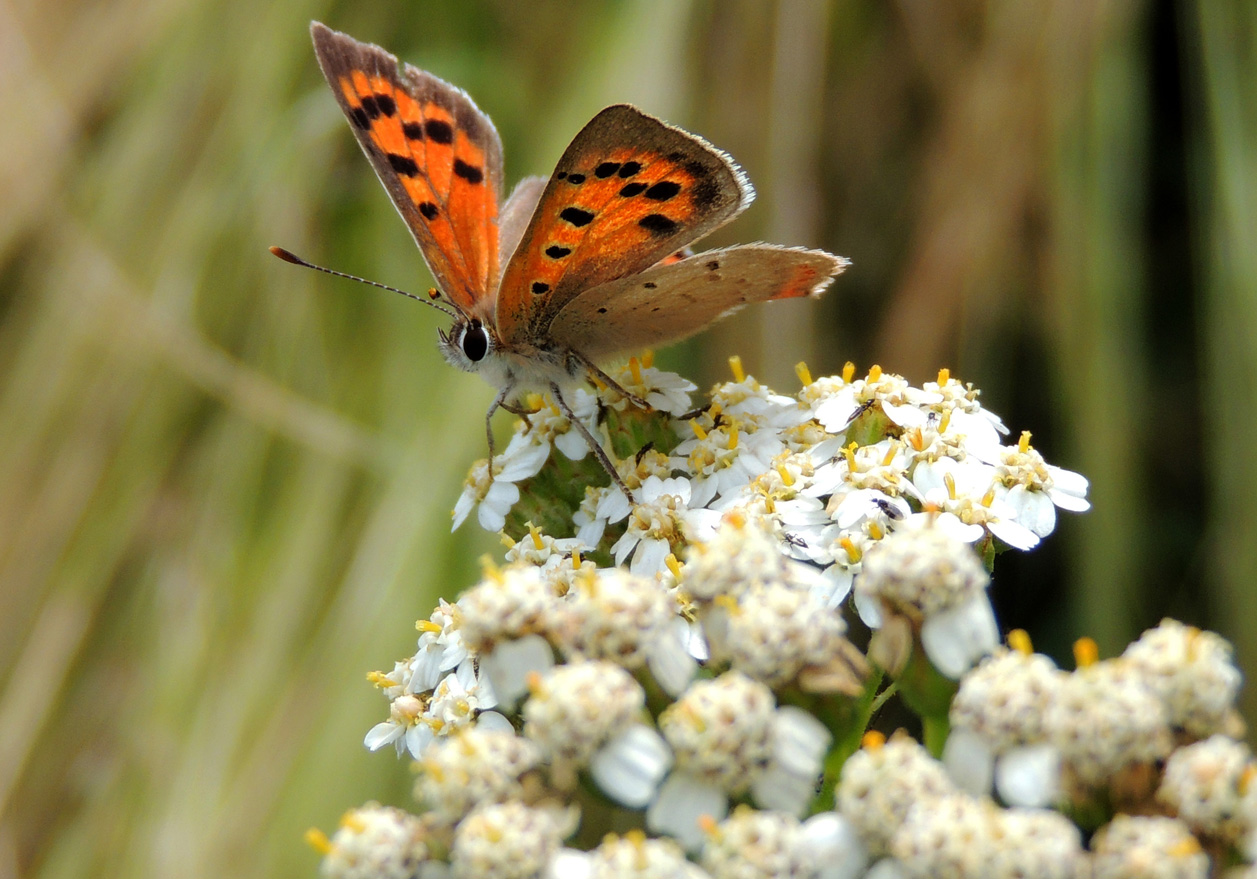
[439,316,496,375]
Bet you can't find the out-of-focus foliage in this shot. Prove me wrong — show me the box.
[0,1,1251,877]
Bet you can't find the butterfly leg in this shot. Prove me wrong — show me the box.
[484,385,514,464]
[549,382,635,503]
[573,352,654,411]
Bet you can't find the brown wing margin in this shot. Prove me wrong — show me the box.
[310,23,504,316]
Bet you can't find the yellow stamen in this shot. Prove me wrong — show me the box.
[795,361,813,387]
[525,392,544,410]
[479,554,504,583]
[728,355,745,383]
[571,549,582,569]
[1007,629,1033,655]
[1239,764,1256,796]
[664,553,683,580]
[868,522,885,540]
[775,463,795,487]
[528,522,545,550]
[944,472,957,501]
[937,367,951,384]
[500,533,515,549]
[416,620,442,634]
[1073,637,1100,668]
[641,349,655,368]
[868,364,883,381]
[690,419,708,440]
[881,442,898,466]
[908,427,926,451]
[697,814,720,838]
[525,671,545,695]
[981,488,996,507]
[843,442,858,467]
[629,356,643,385]
[1019,430,1032,453]
[305,828,333,855]
[763,495,776,514]
[366,671,390,687]
[340,811,367,832]
[842,361,856,383]
[840,536,862,563]
[862,730,886,750]
[726,422,739,450]
[1169,838,1203,857]
[938,409,951,433]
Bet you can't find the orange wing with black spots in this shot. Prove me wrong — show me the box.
[311,23,503,318]
[495,105,753,346]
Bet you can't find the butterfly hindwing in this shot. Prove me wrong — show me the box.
[311,23,504,317]
[547,244,848,362]
[496,105,753,346]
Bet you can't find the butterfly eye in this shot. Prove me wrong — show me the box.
[461,320,491,363]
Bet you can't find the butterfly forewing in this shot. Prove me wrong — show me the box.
[311,23,504,317]
[548,245,848,362]
[495,105,753,346]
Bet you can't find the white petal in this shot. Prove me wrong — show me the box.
[630,537,671,577]
[554,429,590,461]
[647,771,728,852]
[544,849,592,879]
[987,516,1040,550]
[477,481,519,532]
[799,813,869,879]
[942,727,994,795]
[1047,486,1091,512]
[647,631,698,696]
[363,721,403,751]
[1046,465,1089,496]
[995,743,1062,808]
[497,440,551,482]
[920,593,999,679]
[588,723,673,809]
[1005,484,1057,537]
[479,634,554,710]
[474,710,515,735]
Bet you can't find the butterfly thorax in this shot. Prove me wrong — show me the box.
[438,316,579,393]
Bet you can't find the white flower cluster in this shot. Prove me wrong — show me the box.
[309,362,1253,877]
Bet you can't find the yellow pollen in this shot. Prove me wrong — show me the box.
[938,409,952,432]
[724,509,747,529]
[1007,629,1034,654]
[795,361,813,387]
[1073,637,1100,668]
[479,554,504,583]
[842,361,856,382]
[937,367,951,384]
[665,553,683,580]
[525,670,545,695]
[304,827,333,855]
[763,495,776,514]
[1239,764,1256,795]
[571,549,582,568]
[529,522,545,550]
[881,443,898,466]
[727,422,739,450]
[690,419,708,440]
[340,811,367,832]
[697,813,721,838]
[629,356,643,385]
[909,427,926,451]
[417,620,442,634]
[843,442,858,467]
[981,488,996,507]
[862,730,886,750]
[525,392,544,410]
[499,533,515,549]
[366,670,391,687]
[1169,838,1202,857]
[642,349,655,368]
[840,536,862,562]
[728,355,745,383]
[944,472,957,501]
[868,364,883,381]
[714,594,740,614]
[869,522,885,540]
[776,463,795,486]
[1019,430,1032,453]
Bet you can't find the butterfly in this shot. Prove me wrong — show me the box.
[282,23,849,499]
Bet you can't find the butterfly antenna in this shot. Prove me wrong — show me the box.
[269,246,456,317]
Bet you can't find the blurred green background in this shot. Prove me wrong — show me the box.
[1,0,1254,876]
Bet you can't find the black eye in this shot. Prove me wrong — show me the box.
[462,322,490,362]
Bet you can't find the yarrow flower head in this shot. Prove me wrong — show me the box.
[314,361,1257,876]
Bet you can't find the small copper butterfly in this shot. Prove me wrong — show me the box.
[278,23,849,498]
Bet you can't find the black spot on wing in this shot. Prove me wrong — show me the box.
[374,94,396,116]
[388,154,419,176]
[453,159,483,184]
[639,214,679,236]
[597,307,608,314]
[402,121,424,140]
[566,173,586,184]
[350,108,370,130]
[645,181,681,201]
[619,182,648,198]
[706,260,720,270]
[618,161,642,178]
[424,119,454,144]
[419,202,439,220]
[531,282,550,295]
[360,96,382,119]
[560,207,595,227]
[594,161,621,178]
[545,246,571,259]
[643,282,657,289]
[691,176,721,210]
